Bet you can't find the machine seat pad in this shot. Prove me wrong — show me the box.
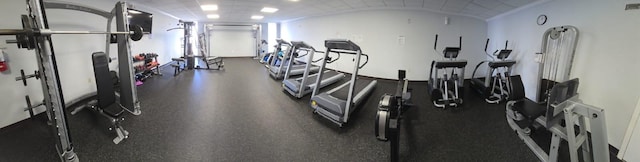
[172,58,185,61]
[512,99,547,120]
[103,103,124,117]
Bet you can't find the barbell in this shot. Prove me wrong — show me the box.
[1,16,144,49]
[0,25,144,40]
[0,27,142,38]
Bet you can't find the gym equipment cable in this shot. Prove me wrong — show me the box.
[505,26,609,162]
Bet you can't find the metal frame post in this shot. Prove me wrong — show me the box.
[343,49,362,123]
[27,0,78,161]
[114,2,141,115]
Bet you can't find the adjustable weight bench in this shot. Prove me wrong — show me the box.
[196,56,224,70]
[88,52,129,144]
[171,57,186,76]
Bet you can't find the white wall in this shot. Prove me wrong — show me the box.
[0,0,181,128]
[488,0,640,148]
[281,9,488,80]
[210,26,257,57]
[620,98,640,161]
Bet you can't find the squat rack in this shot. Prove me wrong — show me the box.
[0,0,144,161]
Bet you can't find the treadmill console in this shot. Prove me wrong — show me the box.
[276,39,291,46]
[325,39,361,51]
[292,41,313,50]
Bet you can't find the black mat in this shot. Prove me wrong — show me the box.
[0,58,585,161]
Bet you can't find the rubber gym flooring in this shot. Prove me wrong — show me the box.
[0,58,615,161]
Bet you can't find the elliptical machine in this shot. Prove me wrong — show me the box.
[470,39,516,103]
[428,35,467,109]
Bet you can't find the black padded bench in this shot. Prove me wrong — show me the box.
[91,52,129,144]
[171,57,186,76]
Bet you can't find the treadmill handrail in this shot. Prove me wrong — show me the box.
[471,61,489,79]
[294,49,310,58]
[326,52,340,64]
[359,54,369,69]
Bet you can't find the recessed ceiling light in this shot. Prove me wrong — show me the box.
[261,7,279,13]
[251,15,264,20]
[289,0,299,1]
[201,4,218,11]
[207,14,220,19]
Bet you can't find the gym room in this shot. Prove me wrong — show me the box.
[0,0,638,161]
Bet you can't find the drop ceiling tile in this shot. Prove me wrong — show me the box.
[471,0,502,9]
[135,0,540,22]
[464,3,489,13]
[383,0,405,7]
[403,0,424,7]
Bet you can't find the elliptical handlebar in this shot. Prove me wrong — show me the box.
[484,38,490,52]
[484,38,495,61]
[505,40,509,50]
[434,34,438,51]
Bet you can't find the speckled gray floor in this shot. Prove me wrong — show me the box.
[1,58,550,161]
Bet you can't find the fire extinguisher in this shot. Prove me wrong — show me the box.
[0,48,8,72]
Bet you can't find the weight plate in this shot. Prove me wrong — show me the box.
[129,25,144,41]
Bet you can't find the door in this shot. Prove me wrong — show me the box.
[209,26,256,57]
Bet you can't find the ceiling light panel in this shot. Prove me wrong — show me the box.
[261,7,279,13]
[201,4,218,11]
[251,15,264,19]
[207,14,220,19]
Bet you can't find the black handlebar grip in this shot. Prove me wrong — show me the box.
[505,40,509,50]
[459,36,462,48]
[484,38,490,51]
[20,69,27,86]
[434,35,438,50]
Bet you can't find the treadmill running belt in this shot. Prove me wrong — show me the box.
[305,71,340,87]
[284,71,341,93]
[331,79,374,101]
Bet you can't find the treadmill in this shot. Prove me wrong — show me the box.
[267,39,296,67]
[282,41,345,98]
[310,39,377,127]
[268,39,319,79]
